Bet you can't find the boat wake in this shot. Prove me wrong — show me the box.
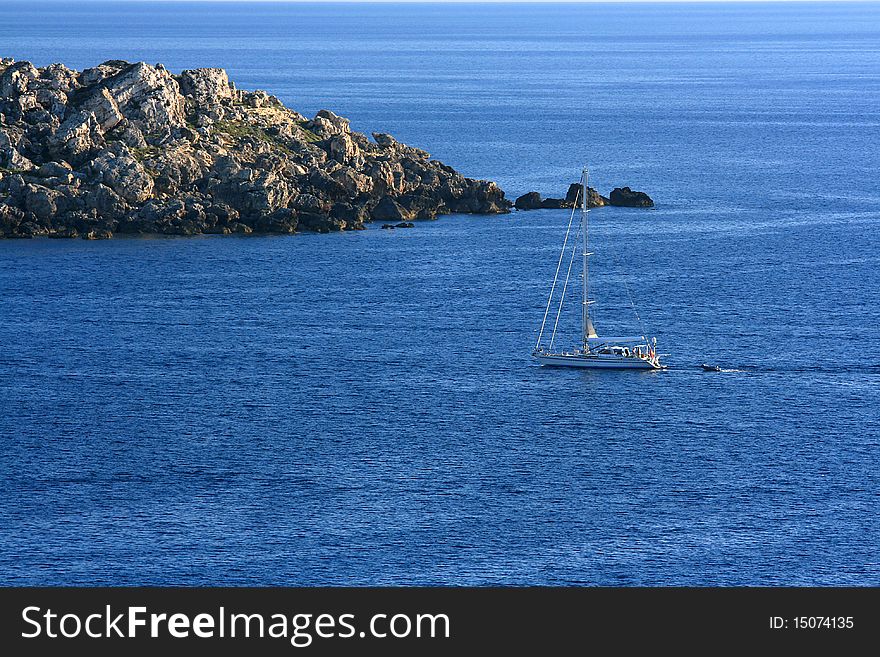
[679,364,880,374]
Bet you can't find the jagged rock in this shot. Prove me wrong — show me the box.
[444,179,507,214]
[81,228,113,240]
[609,187,653,208]
[101,62,187,140]
[37,161,73,183]
[50,111,103,160]
[22,185,62,221]
[0,56,511,240]
[79,60,129,87]
[514,184,617,212]
[88,150,154,203]
[315,109,349,134]
[291,193,326,214]
[372,132,397,149]
[35,88,68,119]
[565,183,608,208]
[296,211,342,233]
[307,168,347,199]
[367,160,404,196]
[515,191,543,210]
[396,193,441,220]
[111,119,147,149]
[49,226,78,239]
[253,207,298,234]
[540,197,571,209]
[591,188,610,207]
[331,166,373,196]
[0,202,26,235]
[371,196,413,222]
[329,133,359,164]
[0,128,35,170]
[81,183,126,217]
[303,116,335,139]
[177,68,232,108]
[242,90,274,109]
[148,148,206,195]
[330,202,368,226]
[13,221,40,237]
[0,61,38,98]
[38,63,78,94]
[72,86,123,131]
[381,220,415,229]
[16,92,40,114]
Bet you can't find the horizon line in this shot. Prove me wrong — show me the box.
[8,0,876,4]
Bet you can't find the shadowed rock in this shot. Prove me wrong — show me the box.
[514,191,543,210]
[565,183,609,208]
[540,197,569,209]
[609,186,653,208]
[515,184,610,211]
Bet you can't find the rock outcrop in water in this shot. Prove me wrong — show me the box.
[0,57,511,239]
[514,191,543,210]
[564,183,609,208]
[608,186,653,208]
[514,185,609,211]
[514,183,654,211]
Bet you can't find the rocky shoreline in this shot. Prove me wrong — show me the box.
[0,57,511,239]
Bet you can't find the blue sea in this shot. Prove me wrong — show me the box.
[1,1,879,586]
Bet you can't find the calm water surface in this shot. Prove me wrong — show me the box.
[1,2,878,585]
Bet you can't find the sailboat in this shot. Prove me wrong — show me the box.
[533,166,665,370]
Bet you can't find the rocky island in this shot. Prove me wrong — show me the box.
[0,57,511,239]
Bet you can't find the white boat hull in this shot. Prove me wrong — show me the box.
[535,353,664,370]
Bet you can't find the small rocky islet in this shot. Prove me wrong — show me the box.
[0,57,652,240]
[0,57,511,240]
[513,183,654,210]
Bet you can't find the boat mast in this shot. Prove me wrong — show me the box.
[581,166,590,351]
